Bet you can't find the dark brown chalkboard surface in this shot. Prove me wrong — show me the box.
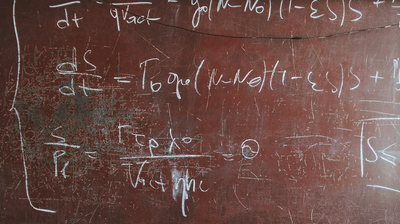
[1,0,400,223]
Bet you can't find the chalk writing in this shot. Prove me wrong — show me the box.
[5,0,400,222]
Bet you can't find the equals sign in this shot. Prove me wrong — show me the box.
[114,77,131,83]
[222,154,235,161]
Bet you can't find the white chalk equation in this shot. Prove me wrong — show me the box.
[41,122,260,217]
[358,117,400,194]
[190,0,364,28]
[6,0,400,221]
[136,57,400,99]
[50,47,400,100]
[46,0,400,32]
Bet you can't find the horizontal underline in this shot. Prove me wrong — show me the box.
[120,154,212,159]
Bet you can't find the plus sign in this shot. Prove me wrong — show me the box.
[370,71,384,84]
[373,0,385,8]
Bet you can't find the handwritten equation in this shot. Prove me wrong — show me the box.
[3,0,400,222]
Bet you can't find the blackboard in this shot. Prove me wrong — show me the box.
[1,0,400,223]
